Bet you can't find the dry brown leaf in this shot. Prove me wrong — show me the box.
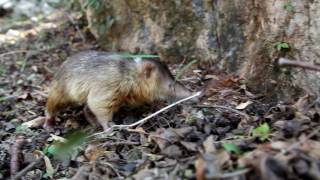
[64,118,80,129]
[22,116,46,128]
[236,101,253,110]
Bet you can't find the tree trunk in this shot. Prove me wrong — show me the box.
[83,0,320,99]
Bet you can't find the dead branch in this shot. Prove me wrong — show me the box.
[10,136,26,177]
[0,43,68,60]
[11,156,44,180]
[0,50,32,58]
[102,141,140,147]
[278,58,320,71]
[195,105,251,120]
[218,168,250,178]
[92,91,202,138]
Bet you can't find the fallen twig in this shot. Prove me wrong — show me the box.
[218,168,250,178]
[0,43,68,60]
[0,50,32,58]
[11,156,44,180]
[10,136,25,178]
[102,141,140,147]
[278,58,320,71]
[195,105,251,120]
[92,91,202,138]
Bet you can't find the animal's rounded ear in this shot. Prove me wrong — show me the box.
[142,62,155,79]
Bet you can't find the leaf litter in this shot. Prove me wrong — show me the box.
[0,9,319,180]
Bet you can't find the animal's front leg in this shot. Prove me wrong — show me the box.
[87,94,117,131]
[83,105,101,128]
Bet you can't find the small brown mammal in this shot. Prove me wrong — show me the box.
[44,51,193,130]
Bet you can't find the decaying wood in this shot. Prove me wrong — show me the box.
[10,135,25,177]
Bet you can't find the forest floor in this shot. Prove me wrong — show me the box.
[0,9,320,180]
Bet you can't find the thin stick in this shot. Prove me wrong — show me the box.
[0,43,67,60]
[0,50,31,58]
[92,91,202,137]
[278,58,320,71]
[218,168,250,178]
[10,136,25,177]
[11,156,43,180]
[195,105,250,120]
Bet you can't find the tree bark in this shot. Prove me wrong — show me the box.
[82,0,320,99]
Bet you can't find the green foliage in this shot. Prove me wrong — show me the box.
[0,96,5,103]
[274,42,290,51]
[185,115,195,125]
[119,53,160,59]
[45,131,89,161]
[0,66,5,76]
[202,108,209,113]
[283,3,295,12]
[97,16,115,37]
[252,123,270,141]
[222,143,242,155]
[175,59,198,80]
[15,124,39,136]
[82,0,103,10]
[42,156,55,179]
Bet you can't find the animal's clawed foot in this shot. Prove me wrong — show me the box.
[83,105,102,128]
[102,122,115,131]
[42,116,56,130]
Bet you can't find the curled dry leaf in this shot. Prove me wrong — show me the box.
[203,135,216,153]
[84,144,105,162]
[49,134,67,143]
[162,145,182,158]
[236,101,253,110]
[64,118,80,129]
[22,116,46,128]
[43,155,54,178]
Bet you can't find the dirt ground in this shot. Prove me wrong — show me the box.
[0,9,320,180]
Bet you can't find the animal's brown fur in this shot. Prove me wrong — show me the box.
[44,51,192,130]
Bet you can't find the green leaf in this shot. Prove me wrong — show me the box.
[0,66,5,76]
[274,42,290,51]
[222,143,242,155]
[47,131,89,160]
[119,53,160,59]
[252,123,270,141]
[283,3,294,12]
[202,108,209,113]
[0,97,6,103]
[185,115,195,125]
[280,43,289,49]
[15,124,29,132]
[43,155,55,178]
